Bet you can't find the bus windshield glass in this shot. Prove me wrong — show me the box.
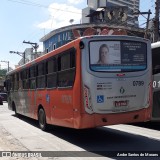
[89,41,147,72]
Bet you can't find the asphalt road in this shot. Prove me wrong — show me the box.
[0,102,160,160]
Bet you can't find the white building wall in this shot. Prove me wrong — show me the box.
[82,7,91,23]
[87,0,107,9]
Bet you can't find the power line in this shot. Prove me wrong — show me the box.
[107,13,152,37]
[9,51,29,64]
[7,0,83,15]
[116,10,152,29]
[7,0,148,33]
[7,0,154,38]
[139,18,154,27]
[7,0,84,34]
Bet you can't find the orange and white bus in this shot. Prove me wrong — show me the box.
[5,35,152,130]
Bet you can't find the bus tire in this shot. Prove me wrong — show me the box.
[38,108,47,131]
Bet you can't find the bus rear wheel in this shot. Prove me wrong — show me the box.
[38,108,47,131]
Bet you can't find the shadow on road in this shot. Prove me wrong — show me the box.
[132,121,160,131]
[12,114,160,158]
[12,114,39,128]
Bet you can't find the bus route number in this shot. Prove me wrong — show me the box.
[153,80,160,88]
[133,81,144,86]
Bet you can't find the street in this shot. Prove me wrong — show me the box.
[0,103,160,160]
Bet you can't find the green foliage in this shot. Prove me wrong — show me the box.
[0,69,7,77]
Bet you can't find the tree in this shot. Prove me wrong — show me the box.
[0,69,7,77]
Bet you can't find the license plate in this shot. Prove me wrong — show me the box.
[114,100,129,107]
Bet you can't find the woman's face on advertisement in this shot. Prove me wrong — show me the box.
[100,47,108,59]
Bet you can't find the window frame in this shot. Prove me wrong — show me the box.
[29,65,36,90]
[46,57,57,89]
[57,48,76,89]
[36,61,46,89]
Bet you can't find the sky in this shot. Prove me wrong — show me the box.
[0,0,156,69]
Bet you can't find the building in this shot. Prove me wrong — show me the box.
[18,48,33,66]
[39,0,145,54]
[82,0,140,27]
[18,48,43,66]
[107,0,140,27]
[40,23,146,54]
[145,1,160,42]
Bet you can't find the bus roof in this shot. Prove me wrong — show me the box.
[151,41,160,49]
[7,35,149,75]
[6,38,81,75]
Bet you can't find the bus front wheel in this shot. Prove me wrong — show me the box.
[38,108,47,131]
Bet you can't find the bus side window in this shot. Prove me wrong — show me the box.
[19,71,23,90]
[46,58,57,88]
[4,78,11,92]
[153,65,160,75]
[152,48,160,75]
[21,69,29,90]
[57,48,76,88]
[15,72,19,90]
[37,62,46,89]
[29,66,36,89]
[11,74,15,91]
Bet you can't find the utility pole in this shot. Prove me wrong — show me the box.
[1,60,9,72]
[145,9,152,38]
[23,41,39,58]
[146,10,152,30]
[9,51,27,64]
[154,0,160,42]
[133,10,152,38]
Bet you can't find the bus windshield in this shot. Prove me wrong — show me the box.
[89,41,147,72]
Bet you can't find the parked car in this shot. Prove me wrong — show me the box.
[0,93,7,102]
[0,95,3,105]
